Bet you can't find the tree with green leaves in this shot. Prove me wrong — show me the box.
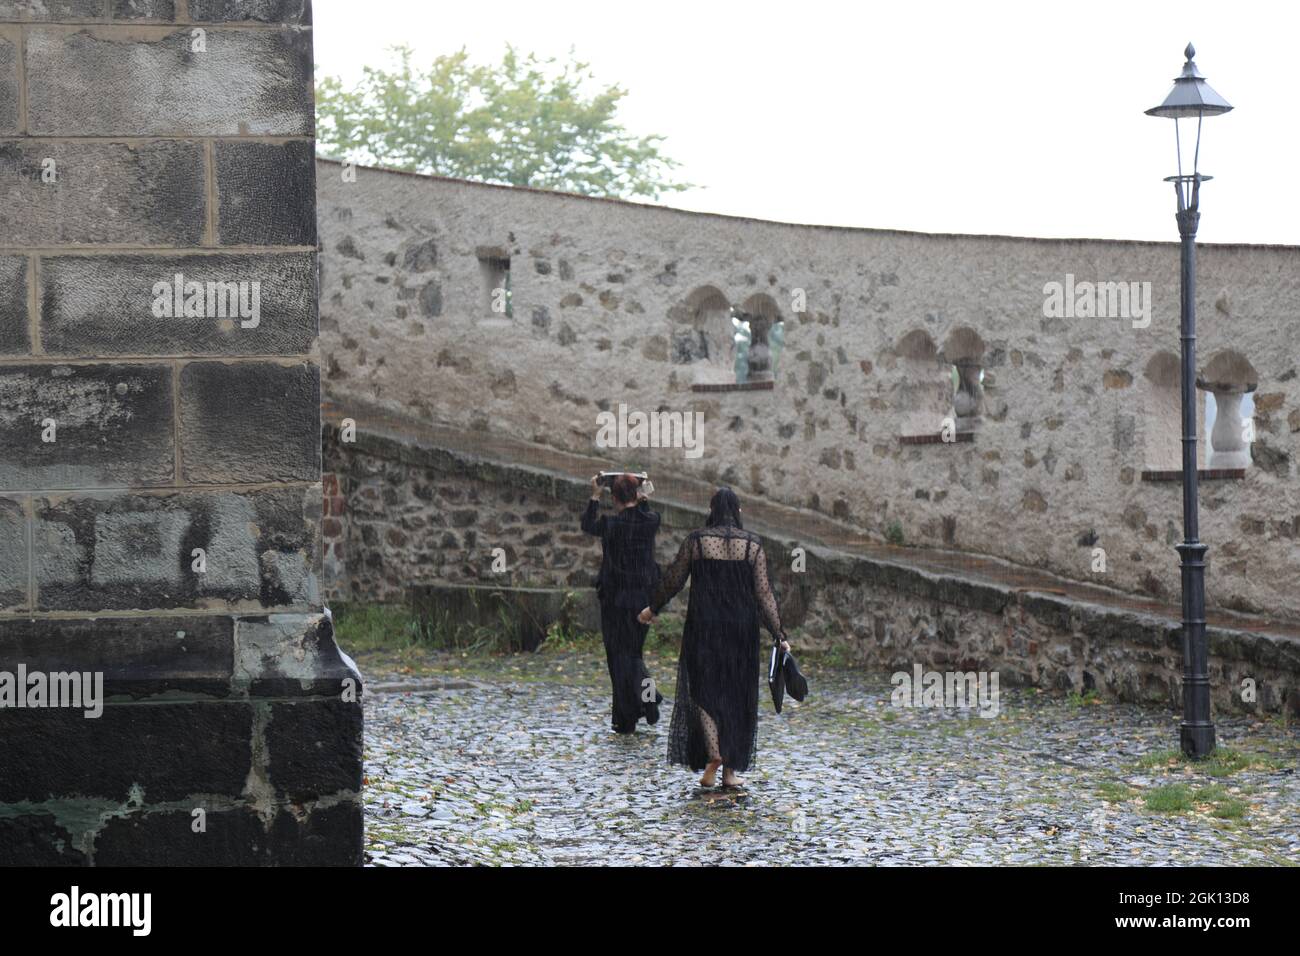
[316,45,692,200]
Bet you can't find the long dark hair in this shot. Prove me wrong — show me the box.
[706,487,743,528]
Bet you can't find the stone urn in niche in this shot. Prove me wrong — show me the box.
[1197,350,1258,470]
[742,313,773,383]
[952,359,984,432]
[1200,378,1255,469]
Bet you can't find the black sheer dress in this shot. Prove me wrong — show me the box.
[649,522,786,772]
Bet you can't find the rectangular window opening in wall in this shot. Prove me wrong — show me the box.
[894,363,984,444]
[1140,390,1254,482]
[476,247,512,319]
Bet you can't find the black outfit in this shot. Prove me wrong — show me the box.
[581,497,663,733]
[649,522,786,772]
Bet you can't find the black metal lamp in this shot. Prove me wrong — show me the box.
[1145,43,1232,759]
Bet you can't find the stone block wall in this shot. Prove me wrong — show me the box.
[0,0,362,866]
[322,425,604,603]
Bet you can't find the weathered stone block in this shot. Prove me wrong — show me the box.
[190,0,312,23]
[215,140,316,245]
[111,0,175,18]
[91,806,271,866]
[0,701,253,804]
[93,801,362,866]
[0,26,18,134]
[0,613,234,698]
[180,361,320,483]
[33,486,320,611]
[0,363,174,490]
[1020,591,1074,633]
[0,255,28,354]
[0,140,205,246]
[234,611,361,697]
[266,697,363,802]
[27,26,312,136]
[0,1,104,20]
[0,495,28,610]
[267,800,363,866]
[0,608,363,865]
[0,814,89,865]
[40,253,317,356]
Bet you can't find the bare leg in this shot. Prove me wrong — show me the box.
[722,768,744,788]
[698,707,723,787]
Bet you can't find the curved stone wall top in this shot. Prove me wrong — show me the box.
[316,158,1300,622]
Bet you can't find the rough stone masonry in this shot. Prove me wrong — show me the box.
[0,0,363,865]
[311,150,1300,718]
[316,160,1300,623]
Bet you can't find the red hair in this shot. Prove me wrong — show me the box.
[611,473,640,504]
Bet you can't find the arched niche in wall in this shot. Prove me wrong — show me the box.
[893,329,951,438]
[1198,349,1259,470]
[1142,350,1183,471]
[673,286,734,384]
[737,292,784,383]
[940,326,986,432]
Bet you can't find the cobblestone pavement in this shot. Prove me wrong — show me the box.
[358,645,1300,866]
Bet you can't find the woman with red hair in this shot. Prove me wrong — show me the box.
[581,473,664,734]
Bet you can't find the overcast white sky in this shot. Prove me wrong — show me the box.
[314,0,1298,245]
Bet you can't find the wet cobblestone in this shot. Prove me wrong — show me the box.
[359,647,1300,866]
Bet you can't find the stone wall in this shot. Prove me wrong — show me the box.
[0,0,362,865]
[324,427,1298,715]
[324,425,620,604]
[316,160,1300,625]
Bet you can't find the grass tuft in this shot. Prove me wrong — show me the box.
[1144,783,1194,813]
[1096,780,1136,803]
[331,603,425,653]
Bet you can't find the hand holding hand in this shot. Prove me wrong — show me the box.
[638,607,655,625]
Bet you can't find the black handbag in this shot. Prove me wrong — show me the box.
[767,636,808,714]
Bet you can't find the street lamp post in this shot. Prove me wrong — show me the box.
[1145,44,1232,759]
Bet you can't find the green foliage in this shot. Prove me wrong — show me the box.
[1134,746,1281,776]
[1199,747,1284,777]
[331,601,509,654]
[316,45,692,199]
[540,619,598,652]
[1135,748,1183,769]
[884,521,905,546]
[1209,796,1248,820]
[331,603,425,652]
[802,641,851,668]
[1144,783,1194,813]
[1142,781,1251,819]
[415,602,515,653]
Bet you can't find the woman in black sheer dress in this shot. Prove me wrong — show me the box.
[639,488,790,788]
